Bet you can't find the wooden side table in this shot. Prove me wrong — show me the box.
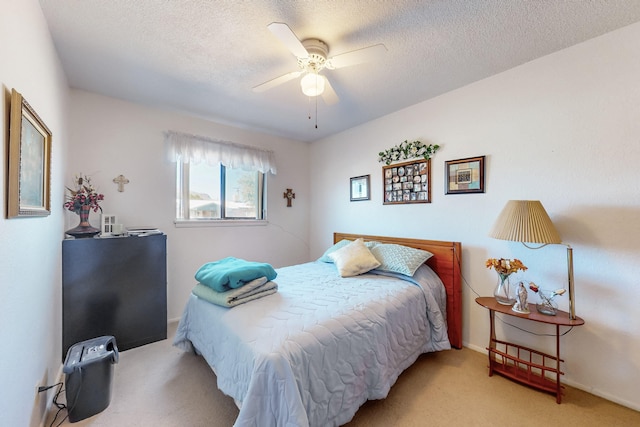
[475,296,584,403]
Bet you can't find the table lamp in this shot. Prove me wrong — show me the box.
[489,200,576,319]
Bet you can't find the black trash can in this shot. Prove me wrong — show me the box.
[63,336,119,422]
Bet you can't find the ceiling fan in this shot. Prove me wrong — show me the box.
[253,22,387,105]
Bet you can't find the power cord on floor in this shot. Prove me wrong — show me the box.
[38,382,68,427]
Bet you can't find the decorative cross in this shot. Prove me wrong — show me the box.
[283,188,295,207]
[113,174,130,192]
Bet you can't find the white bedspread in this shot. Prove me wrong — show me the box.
[173,261,450,427]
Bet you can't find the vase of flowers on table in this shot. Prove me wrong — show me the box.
[486,258,528,305]
[64,174,104,238]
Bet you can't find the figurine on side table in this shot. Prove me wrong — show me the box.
[512,282,530,314]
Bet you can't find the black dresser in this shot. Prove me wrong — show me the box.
[62,234,167,360]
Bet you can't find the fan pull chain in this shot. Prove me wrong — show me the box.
[307,96,319,129]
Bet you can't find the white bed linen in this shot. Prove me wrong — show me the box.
[173,261,450,427]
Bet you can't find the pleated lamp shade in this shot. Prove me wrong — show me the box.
[489,200,562,244]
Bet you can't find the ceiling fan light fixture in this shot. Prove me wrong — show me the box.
[300,73,325,97]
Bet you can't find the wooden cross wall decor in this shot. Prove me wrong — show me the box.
[283,188,295,207]
[113,174,130,192]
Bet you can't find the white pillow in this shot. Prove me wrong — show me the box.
[328,238,381,277]
[370,243,433,276]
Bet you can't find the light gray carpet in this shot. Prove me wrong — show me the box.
[46,322,639,426]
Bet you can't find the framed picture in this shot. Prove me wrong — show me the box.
[383,159,431,204]
[101,214,118,236]
[350,175,370,201]
[445,156,485,195]
[7,89,52,217]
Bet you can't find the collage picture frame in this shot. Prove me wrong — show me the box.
[383,159,431,204]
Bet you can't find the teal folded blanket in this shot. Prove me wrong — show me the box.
[192,277,278,308]
[195,257,277,292]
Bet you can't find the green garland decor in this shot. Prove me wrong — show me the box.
[378,140,440,165]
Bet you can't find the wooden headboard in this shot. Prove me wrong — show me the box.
[334,232,462,349]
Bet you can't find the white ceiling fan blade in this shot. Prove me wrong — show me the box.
[326,43,387,69]
[267,22,309,58]
[321,76,339,105]
[252,71,302,93]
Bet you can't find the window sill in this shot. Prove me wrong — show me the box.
[174,219,268,228]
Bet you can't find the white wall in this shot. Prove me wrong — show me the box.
[66,90,310,321]
[2,2,637,424]
[0,1,69,426]
[309,22,640,410]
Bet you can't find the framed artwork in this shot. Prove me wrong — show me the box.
[7,89,52,218]
[445,156,485,195]
[383,159,431,204]
[350,175,370,201]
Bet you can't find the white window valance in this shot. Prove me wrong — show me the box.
[165,130,277,175]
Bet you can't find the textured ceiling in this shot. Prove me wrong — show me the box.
[39,0,640,142]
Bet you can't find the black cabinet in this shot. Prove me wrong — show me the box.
[62,234,167,360]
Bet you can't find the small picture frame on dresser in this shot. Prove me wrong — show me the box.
[101,214,118,236]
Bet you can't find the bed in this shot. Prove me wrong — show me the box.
[173,233,462,426]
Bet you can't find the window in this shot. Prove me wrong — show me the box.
[176,162,265,220]
[166,130,276,223]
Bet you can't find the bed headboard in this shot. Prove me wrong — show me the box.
[334,232,462,349]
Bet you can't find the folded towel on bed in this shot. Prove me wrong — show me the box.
[195,257,278,292]
[192,276,278,308]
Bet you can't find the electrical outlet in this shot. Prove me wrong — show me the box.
[34,378,50,427]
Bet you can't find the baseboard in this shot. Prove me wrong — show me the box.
[561,377,640,412]
[465,342,639,411]
[38,364,64,427]
[465,342,486,354]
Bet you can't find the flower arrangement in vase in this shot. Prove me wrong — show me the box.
[486,258,528,305]
[64,174,104,238]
